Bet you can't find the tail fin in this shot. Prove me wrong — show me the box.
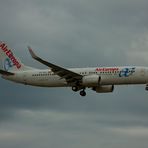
[0,41,33,72]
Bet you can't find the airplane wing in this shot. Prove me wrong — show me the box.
[0,69,14,75]
[28,47,83,84]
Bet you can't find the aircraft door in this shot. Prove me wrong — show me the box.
[140,68,146,77]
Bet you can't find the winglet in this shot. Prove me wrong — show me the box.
[28,46,38,59]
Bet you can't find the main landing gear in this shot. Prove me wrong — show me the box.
[72,86,86,96]
[80,90,86,97]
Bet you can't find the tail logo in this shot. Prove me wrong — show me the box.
[0,42,21,69]
[4,58,14,71]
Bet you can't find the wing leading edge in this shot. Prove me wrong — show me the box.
[28,47,83,84]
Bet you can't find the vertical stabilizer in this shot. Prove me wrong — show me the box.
[0,41,33,72]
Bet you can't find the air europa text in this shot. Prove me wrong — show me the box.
[0,42,21,69]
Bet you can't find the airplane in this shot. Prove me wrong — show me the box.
[0,41,148,96]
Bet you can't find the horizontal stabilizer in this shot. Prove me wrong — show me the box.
[0,69,14,75]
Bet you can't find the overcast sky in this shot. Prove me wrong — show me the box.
[1,0,148,148]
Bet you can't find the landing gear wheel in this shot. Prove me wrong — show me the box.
[72,86,78,92]
[80,90,86,96]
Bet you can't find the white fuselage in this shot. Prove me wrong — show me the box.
[2,66,148,87]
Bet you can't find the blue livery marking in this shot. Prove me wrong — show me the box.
[119,67,135,77]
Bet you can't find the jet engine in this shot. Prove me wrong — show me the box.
[93,85,114,93]
[82,75,101,86]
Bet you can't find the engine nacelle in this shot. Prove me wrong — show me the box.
[82,75,101,87]
[93,85,114,93]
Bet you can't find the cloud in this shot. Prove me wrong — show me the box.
[126,32,148,65]
[0,109,148,148]
[1,0,148,147]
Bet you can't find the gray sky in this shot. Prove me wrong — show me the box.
[1,0,148,148]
